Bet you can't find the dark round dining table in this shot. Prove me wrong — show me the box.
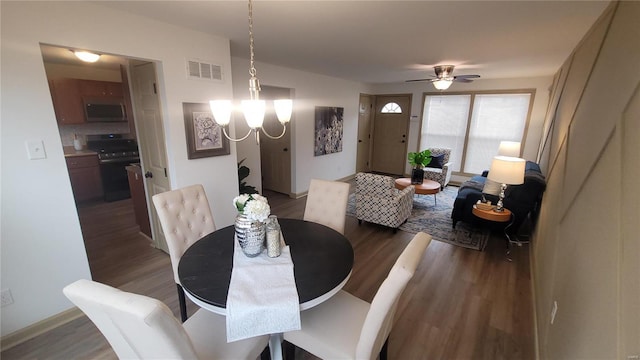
[178,218,354,313]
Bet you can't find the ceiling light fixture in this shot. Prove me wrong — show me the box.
[432,79,453,90]
[209,0,292,145]
[73,50,101,63]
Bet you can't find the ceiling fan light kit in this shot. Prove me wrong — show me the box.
[407,64,480,90]
[432,79,453,90]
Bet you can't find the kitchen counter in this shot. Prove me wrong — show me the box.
[63,146,98,158]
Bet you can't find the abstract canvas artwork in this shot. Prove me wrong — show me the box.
[314,106,344,156]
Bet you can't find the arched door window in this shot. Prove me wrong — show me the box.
[380,102,402,113]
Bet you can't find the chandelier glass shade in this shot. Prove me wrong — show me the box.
[209,0,292,145]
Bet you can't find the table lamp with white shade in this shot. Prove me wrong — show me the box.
[487,156,526,212]
[498,141,521,157]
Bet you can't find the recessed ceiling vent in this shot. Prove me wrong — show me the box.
[187,59,222,81]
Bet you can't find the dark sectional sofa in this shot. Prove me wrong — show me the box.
[451,161,547,233]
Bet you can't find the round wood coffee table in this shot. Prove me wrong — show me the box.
[394,178,440,205]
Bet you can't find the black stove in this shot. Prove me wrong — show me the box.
[87,134,140,202]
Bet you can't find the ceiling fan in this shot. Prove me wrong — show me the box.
[406,65,480,90]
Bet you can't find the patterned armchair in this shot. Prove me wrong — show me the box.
[355,172,414,231]
[423,147,453,189]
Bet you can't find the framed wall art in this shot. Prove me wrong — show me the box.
[183,102,230,159]
[314,106,344,156]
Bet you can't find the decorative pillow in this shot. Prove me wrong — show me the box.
[482,178,502,196]
[427,154,444,169]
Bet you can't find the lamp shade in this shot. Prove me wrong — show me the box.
[498,141,521,157]
[433,79,453,90]
[487,156,525,185]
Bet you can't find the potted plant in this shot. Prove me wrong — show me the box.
[408,149,432,184]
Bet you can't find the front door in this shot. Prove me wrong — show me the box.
[130,61,170,253]
[370,94,411,175]
[260,86,292,195]
[356,94,373,173]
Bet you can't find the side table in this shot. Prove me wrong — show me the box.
[472,205,515,261]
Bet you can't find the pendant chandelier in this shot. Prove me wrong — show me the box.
[209,0,293,145]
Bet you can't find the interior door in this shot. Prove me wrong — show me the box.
[356,94,373,173]
[260,86,292,195]
[130,61,170,253]
[371,94,411,175]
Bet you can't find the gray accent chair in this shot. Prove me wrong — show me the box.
[355,172,414,231]
[423,147,453,189]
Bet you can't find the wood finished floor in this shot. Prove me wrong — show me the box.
[1,184,534,360]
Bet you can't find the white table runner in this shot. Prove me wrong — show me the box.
[226,235,301,342]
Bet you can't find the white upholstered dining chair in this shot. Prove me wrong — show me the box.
[63,279,269,360]
[303,179,351,235]
[283,232,432,360]
[152,184,216,322]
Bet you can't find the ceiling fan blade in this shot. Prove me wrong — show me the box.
[405,78,434,83]
[453,78,474,83]
[454,74,480,79]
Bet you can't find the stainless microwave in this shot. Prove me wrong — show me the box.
[84,98,127,122]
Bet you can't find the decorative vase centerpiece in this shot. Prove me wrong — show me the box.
[408,149,432,184]
[233,194,271,257]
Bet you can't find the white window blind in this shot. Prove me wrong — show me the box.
[420,95,470,172]
[420,92,531,175]
[465,94,530,173]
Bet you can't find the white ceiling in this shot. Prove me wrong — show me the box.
[50,1,610,84]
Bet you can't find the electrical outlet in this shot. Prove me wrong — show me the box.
[550,300,558,324]
[1,289,14,307]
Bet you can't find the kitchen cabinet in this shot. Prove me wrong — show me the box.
[80,80,124,97]
[48,78,127,124]
[126,164,152,237]
[66,155,103,202]
[49,79,85,124]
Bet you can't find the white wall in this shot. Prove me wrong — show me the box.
[0,1,238,336]
[371,76,552,178]
[233,57,371,196]
[533,2,640,357]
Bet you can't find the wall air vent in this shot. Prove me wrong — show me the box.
[186,59,222,81]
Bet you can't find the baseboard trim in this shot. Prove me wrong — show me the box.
[0,307,83,351]
[292,174,356,199]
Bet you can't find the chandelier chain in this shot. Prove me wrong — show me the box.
[248,0,257,77]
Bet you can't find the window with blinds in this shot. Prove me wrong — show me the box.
[420,91,533,175]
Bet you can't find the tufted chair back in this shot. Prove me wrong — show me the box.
[303,179,350,235]
[152,184,216,284]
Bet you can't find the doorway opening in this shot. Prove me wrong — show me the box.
[259,85,293,196]
[40,44,169,288]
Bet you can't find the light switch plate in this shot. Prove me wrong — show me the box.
[26,140,46,160]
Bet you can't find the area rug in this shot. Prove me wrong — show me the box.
[346,186,487,250]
